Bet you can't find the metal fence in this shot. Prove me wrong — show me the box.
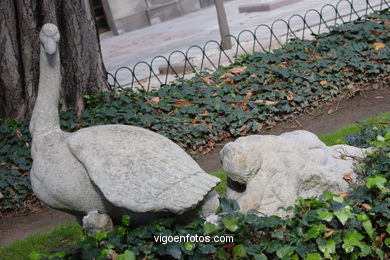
[107,0,390,92]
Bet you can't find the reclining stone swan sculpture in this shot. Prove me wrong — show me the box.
[220,130,366,217]
[29,23,220,232]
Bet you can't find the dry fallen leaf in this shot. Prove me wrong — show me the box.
[325,228,334,238]
[265,100,279,106]
[339,192,349,198]
[256,122,264,131]
[319,80,328,86]
[151,97,160,104]
[241,89,255,107]
[327,107,337,115]
[362,203,372,210]
[276,61,288,68]
[254,100,279,106]
[343,173,355,184]
[15,129,22,139]
[377,233,387,244]
[107,252,118,260]
[239,124,251,135]
[145,97,160,106]
[168,108,177,116]
[286,91,295,101]
[173,100,191,107]
[0,192,3,200]
[229,66,247,75]
[198,111,209,117]
[200,76,216,85]
[220,72,235,79]
[373,42,386,50]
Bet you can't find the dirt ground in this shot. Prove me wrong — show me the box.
[1,87,390,247]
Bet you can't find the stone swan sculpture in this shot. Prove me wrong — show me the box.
[220,130,366,217]
[29,23,220,231]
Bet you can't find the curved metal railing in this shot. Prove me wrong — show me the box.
[107,0,390,92]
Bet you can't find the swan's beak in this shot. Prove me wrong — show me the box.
[42,39,58,55]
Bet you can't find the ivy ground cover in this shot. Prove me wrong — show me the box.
[1,10,390,214]
[41,125,390,259]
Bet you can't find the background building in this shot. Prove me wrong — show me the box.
[90,0,215,35]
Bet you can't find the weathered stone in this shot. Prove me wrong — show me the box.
[221,130,367,216]
[82,211,114,236]
[29,24,220,231]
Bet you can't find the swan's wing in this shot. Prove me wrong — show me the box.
[65,125,220,214]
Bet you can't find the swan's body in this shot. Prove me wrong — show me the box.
[30,24,219,225]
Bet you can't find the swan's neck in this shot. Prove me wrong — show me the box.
[30,49,61,138]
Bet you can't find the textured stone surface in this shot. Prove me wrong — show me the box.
[30,24,220,228]
[221,130,366,216]
[82,211,114,236]
[66,124,220,214]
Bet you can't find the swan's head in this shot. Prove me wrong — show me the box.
[39,23,60,55]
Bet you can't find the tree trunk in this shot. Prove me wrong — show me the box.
[0,0,25,120]
[0,0,108,120]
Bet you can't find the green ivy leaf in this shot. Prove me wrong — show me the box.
[94,230,108,241]
[219,198,240,213]
[318,210,334,221]
[306,252,321,260]
[377,135,385,142]
[221,217,239,232]
[305,224,326,241]
[357,213,375,240]
[216,248,228,260]
[232,244,247,259]
[116,250,136,260]
[366,175,387,193]
[342,230,371,256]
[386,224,390,235]
[318,239,336,258]
[204,222,220,235]
[276,245,295,259]
[332,195,344,203]
[122,215,131,226]
[184,242,195,251]
[334,205,354,226]
[253,253,268,260]
[28,252,46,260]
[199,244,216,254]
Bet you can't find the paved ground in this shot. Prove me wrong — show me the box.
[100,0,386,87]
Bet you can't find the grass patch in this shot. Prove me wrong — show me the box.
[0,221,82,260]
[319,111,390,146]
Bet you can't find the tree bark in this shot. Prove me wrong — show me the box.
[0,0,25,120]
[0,0,108,120]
